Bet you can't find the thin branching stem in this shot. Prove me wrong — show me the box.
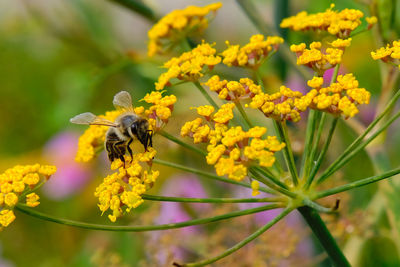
[141,194,285,203]
[315,89,400,183]
[193,81,219,110]
[15,203,283,232]
[315,166,400,199]
[153,159,276,194]
[300,109,318,178]
[249,169,296,197]
[235,0,311,80]
[252,166,289,189]
[180,208,292,267]
[159,130,206,156]
[317,109,400,184]
[274,121,299,186]
[305,117,339,189]
[235,101,254,128]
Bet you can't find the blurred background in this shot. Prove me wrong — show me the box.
[1,0,400,266]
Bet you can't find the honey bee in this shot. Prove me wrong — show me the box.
[70,91,153,164]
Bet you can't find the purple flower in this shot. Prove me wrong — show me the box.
[42,131,92,199]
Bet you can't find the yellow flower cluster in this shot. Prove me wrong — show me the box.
[309,74,371,118]
[248,74,370,121]
[248,85,315,122]
[181,105,285,181]
[290,41,347,75]
[147,3,222,57]
[280,4,364,38]
[221,34,284,68]
[0,164,56,230]
[75,91,176,163]
[155,42,221,90]
[95,149,158,222]
[371,40,400,69]
[251,180,260,196]
[141,91,177,130]
[203,75,262,101]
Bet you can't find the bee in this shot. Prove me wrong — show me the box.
[70,91,153,164]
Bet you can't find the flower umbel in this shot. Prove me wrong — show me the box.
[155,42,221,90]
[280,4,364,38]
[371,40,400,69]
[0,164,56,229]
[147,2,222,57]
[221,34,284,68]
[181,105,285,181]
[95,149,158,222]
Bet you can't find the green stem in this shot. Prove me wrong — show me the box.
[159,130,206,156]
[193,81,219,110]
[180,208,292,267]
[315,89,400,183]
[298,206,350,267]
[15,203,283,232]
[141,194,285,203]
[252,166,289,189]
[315,166,400,199]
[249,168,296,198]
[274,121,299,186]
[255,69,266,93]
[305,117,339,189]
[108,0,158,22]
[308,113,327,166]
[235,101,254,128]
[317,110,400,184]
[153,159,276,194]
[300,109,318,178]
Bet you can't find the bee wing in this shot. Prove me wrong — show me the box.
[113,91,134,112]
[70,112,117,127]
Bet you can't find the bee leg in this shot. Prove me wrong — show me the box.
[105,141,117,162]
[113,141,127,167]
[126,138,133,163]
[148,130,153,147]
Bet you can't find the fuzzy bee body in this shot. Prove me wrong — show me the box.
[70,91,153,164]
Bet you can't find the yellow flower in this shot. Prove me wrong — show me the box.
[213,103,235,124]
[0,209,15,229]
[293,42,344,74]
[147,2,222,57]
[331,38,352,48]
[309,73,370,118]
[249,86,306,122]
[26,193,40,207]
[204,76,262,101]
[280,5,363,38]
[221,34,283,68]
[366,16,378,25]
[251,180,260,196]
[0,164,56,229]
[307,77,324,88]
[371,40,400,68]
[182,106,284,182]
[155,42,221,90]
[94,149,157,222]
